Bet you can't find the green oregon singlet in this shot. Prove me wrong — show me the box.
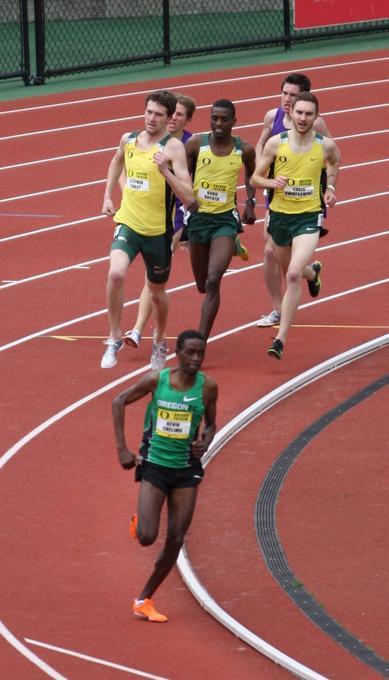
[114,132,174,236]
[270,132,325,214]
[140,368,205,468]
[193,133,243,214]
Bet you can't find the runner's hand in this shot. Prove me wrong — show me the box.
[102,197,116,216]
[118,447,137,470]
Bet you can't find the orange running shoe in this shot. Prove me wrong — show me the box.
[133,598,168,623]
[129,514,138,539]
[234,236,249,261]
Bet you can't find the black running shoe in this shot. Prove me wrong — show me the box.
[307,260,322,298]
[267,338,283,360]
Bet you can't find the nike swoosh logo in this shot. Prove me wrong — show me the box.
[183,396,198,402]
[306,227,316,231]
[193,475,202,479]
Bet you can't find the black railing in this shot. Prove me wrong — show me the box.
[1,0,388,86]
[0,0,30,84]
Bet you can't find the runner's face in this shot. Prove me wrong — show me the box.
[281,83,302,114]
[210,107,235,139]
[291,100,317,134]
[168,102,189,135]
[177,339,206,373]
[144,101,170,134]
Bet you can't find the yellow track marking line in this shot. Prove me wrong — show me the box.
[47,335,179,341]
[46,326,389,341]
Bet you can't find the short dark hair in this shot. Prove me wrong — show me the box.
[212,99,236,118]
[176,330,206,352]
[145,90,177,117]
[292,91,319,114]
[282,73,311,92]
[175,93,196,121]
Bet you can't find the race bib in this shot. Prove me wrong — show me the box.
[198,181,228,204]
[155,408,192,439]
[283,178,314,199]
[127,170,149,192]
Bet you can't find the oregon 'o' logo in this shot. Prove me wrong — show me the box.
[159,410,170,420]
[287,178,295,186]
[128,151,133,158]
[279,155,287,163]
[202,157,211,165]
[201,181,209,189]
[127,169,134,177]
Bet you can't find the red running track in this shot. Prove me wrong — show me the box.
[1,49,389,679]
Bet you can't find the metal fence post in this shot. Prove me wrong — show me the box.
[283,0,291,50]
[32,0,45,84]
[20,0,31,84]
[162,0,171,65]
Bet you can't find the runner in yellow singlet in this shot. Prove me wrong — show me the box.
[251,92,340,360]
[101,90,196,370]
[185,99,256,340]
[255,73,331,328]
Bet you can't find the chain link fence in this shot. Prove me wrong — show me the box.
[1,0,388,85]
[0,0,30,83]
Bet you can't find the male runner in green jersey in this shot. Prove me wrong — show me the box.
[112,329,218,622]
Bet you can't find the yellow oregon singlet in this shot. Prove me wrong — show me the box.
[193,134,243,214]
[270,132,325,214]
[114,132,173,236]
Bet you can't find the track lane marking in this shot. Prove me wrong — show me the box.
[1,100,388,142]
[25,638,170,680]
[1,228,388,289]
[1,55,388,115]
[2,329,387,680]
[0,276,388,354]
[2,157,388,205]
[2,127,389,172]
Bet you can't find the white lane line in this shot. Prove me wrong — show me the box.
[0,622,67,680]
[0,179,104,204]
[25,639,170,680]
[1,100,388,143]
[2,127,389,173]
[0,185,388,245]
[2,155,388,205]
[2,316,387,676]
[0,146,117,172]
[1,55,388,115]
[0,273,388,355]
[178,334,388,680]
[0,257,107,289]
[1,125,388,174]
[1,228,388,291]
[0,215,106,243]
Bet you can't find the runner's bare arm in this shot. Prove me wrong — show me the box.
[191,377,218,458]
[154,137,196,208]
[251,136,283,190]
[112,373,159,469]
[323,138,341,207]
[314,115,332,138]
[242,142,257,224]
[255,109,276,162]
[102,133,127,216]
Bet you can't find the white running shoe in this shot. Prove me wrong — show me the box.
[100,339,123,368]
[150,338,168,371]
[256,310,281,327]
[124,329,142,348]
